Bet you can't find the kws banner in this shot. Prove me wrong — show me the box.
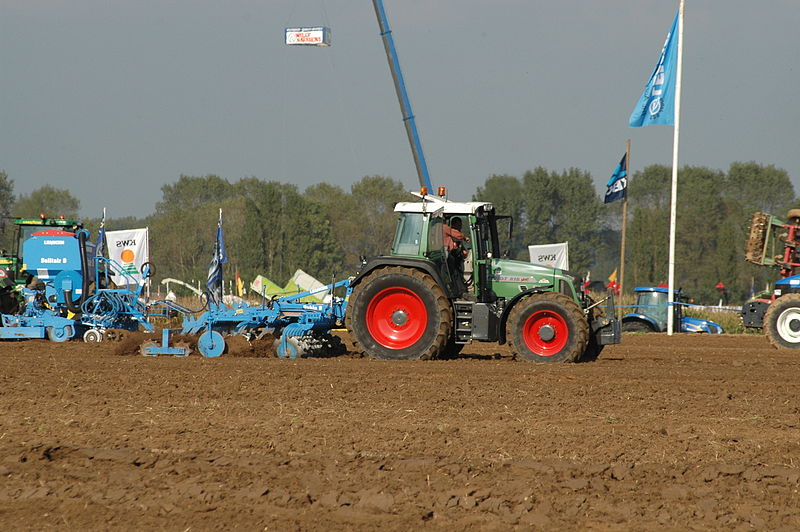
[528,242,569,271]
[106,228,149,285]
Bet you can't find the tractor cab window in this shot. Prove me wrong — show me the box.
[479,210,507,259]
[493,215,513,259]
[427,214,445,253]
[392,213,424,256]
[635,291,670,330]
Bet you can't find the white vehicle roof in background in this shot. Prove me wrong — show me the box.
[394,192,493,215]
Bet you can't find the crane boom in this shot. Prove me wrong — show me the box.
[372,0,433,190]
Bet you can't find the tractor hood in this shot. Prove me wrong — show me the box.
[488,258,575,299]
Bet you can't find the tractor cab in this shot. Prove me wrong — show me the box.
[391,194,501,301]
[622,286,723,334]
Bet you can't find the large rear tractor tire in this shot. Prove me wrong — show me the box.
[346,267,452,360]
[508,292,588,363]
[764,293,800,349]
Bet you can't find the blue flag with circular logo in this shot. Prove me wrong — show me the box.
[629,11,679,127]
[604,153,628,204]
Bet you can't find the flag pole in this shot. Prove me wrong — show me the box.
[619,139,631,298]
[666,0,685,336]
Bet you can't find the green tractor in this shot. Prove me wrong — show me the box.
[0,216,84,313]
[346,190,621,362]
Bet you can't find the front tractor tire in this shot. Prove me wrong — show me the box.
[508,292,589,363]
[764,293,800,349]
[346,267,452,360]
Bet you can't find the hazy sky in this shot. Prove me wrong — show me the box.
[1,1,798,218]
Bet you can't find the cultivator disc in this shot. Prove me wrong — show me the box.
[104,329,128,342]
[274,332,346,358]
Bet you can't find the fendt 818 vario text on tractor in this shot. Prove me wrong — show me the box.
[345,189,621,362]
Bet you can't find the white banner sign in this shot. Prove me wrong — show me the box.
[285,27,331,46]
[528,242,569,270]
[106,228,149,285]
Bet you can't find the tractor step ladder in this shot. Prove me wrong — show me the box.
[454,301,473,344]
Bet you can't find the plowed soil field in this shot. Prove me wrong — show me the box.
[0,332,799,530]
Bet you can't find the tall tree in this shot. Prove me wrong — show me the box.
[14,185,80,219]
[0,171,15,251]
[156,175,235,214]
[306,176,408,271]
[522,167,558,252]
[550,168,604,274]
[473,174,526,258]
[519,167,604,273]
[725,162,793,216]
[0,171,14,218]
[626,165,671,288]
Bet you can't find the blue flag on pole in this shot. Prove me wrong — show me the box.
[95,207,107,259]
[629,11,679,127]
[206,209,228,306]
[216,210,228,265]
[604,153,628,204]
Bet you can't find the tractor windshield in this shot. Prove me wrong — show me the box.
[392,213,424,256]
[635,291,669,330]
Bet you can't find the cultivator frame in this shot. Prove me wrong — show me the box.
[145,279,352,358]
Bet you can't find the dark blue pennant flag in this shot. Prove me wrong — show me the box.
[604,153,628,204]
[206,209,228,306]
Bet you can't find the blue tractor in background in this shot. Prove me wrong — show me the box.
[621,286,724,334]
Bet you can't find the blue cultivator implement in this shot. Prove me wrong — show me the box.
[145,279,352,358]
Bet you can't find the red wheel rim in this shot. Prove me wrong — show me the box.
[366,287,428,349]
[522,310,568,356]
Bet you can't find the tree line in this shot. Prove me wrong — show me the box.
[0,161,793,304]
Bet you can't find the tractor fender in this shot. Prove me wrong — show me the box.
[496,286,554,345]
[349,257,451,296]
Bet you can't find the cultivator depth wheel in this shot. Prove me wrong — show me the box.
[83,329,104,343]
[198,330,226,358]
